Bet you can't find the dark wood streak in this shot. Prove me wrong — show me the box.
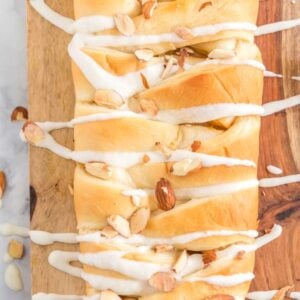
[30,185,37,221]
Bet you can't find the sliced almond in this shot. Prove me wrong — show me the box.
[114,14,135,36]
[85,162,112,180]
[140,99,158,116]
[101,290,122,300]
[140,73,150,89]
[199,1,213,11]
[176,48,192,69]
[171,158,202,176]
[22,121,45,145]
[130,208,150,234]
[107,215,131,238]
[155,178,176,211]
[174,26,194,40]
[202,250,217,265]
[272,286,293,300]
[173,250,188,274]
[155,142,172,158]
[235,250,246,260]
[101,226,118,239]
[148,272,176,292]
[11,106,28,122]
[208,49,235,59]
[191,140,201,152]
[68,184,74,196]
[8,240,24,259]
[135,49,154,61]
[154,244,174,253]
[0,171,6,199]
[161,56,176,79]
[143,155,151,164]
[142,0,157,19]
[94,89,124,109]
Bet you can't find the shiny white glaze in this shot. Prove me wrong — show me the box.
[266,165,283,175]
[0,223,29,237]
[263,95,300,116]
[30,231,78,245]
[260,174,300,188]
[256,18,300,36]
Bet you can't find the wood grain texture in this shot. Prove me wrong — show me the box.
[27,0,300,296]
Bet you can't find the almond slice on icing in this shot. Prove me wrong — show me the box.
[101,225,118,238]
[171,158,202,176]
[208,49,235,59]
[8,240,24,259]
[191,140,202,152]
[114,14,135,36]
[173,250,188,273]
[142,0,157,19]
[155,142,172,157]
[134,49,154,61]
[130,208,150,234]
[22,121,45,145]
[272,286,294,300]
[101,290,122,300]
[161,56,177,79]
[85,162,112,180]
[154,244,174,253]
[140,73,150,89]
[202,250,217,265]
[107,215,131,238]
[94,89,124,109]
[155,178,176,211]
[11,106,28,121]
[140,99,158,116]
[148,272,176,292]
[0,171,6,199]
[173,26,194,40]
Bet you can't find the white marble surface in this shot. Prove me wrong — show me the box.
[0,0,30,299]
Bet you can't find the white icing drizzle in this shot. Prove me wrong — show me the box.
[264,71,283,79]
[263,94,300,116]
[256,18,300,36]
[260,174,300,188]
[266,165,283,175]
[0,223,29,237]
[29,231,78,245]
[4,264,23,291]
[292,76,300,81]
[247,291,300,300]
[32,294,101,300]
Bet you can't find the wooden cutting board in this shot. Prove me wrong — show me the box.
[27,0,300,295]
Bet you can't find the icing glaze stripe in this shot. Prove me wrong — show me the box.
[0,223,29,237]
[259,174,300,187]
[256,18,300,36]
[263,95,300,116]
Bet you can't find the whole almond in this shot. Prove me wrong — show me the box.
[22,121,45,145]
[107,215,131,238]
[173,250,188,274]
[142,0,157,19]
[94,90,124,109]
[85,162,112,180]
[8,240,24,259]
[102,226,118,239]
[114,14,135,36]
[0,171,6,199]
[101,290,122,300]
[11,106,28,122]
[140,99,158,116]
[202,250,217,265]
[155,178,176,211]
[148,272,176,292]
[174,26,194,40]
[135,49,154,61]
[130,208,150,234]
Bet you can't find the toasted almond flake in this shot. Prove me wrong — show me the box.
[154,244,174,253]
[155,142,172,158]
[208,49,235,59]
[94,89,124,109]
[134,49,154,61]
[0,171,6,200]
[114,14,135,36]
[11,106,28,122]
[140,99,158,116]
[155,178,176,211]
[143,155,151,164]
[161,56,177,79]
[68,184,74,196]
[101,290,122,300]
[173,250,188,273]
[235,250,246,260]
[202,250,217,265]
[107,215,131,238]
[148,272,176,292]
[8,240,24,259]
[173,26,194,40]
[272,286,294,300]
[171,158,202,176]
[85,162,112,180]
[101,226,118,239]
[131,195,143,207]
[140,73,150,89]
[199,1,213,11]
[22,121,45,145]
[130,208,150,234]
[142,0,157,19]
[191,140,202,152]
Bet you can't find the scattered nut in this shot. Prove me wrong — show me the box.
[154,244,174,253]
[8,240,24,259]
[202,250,217,265]
[148,272,176,292]
[101,290,122,300]
[272,286,293,300]
[85,162,112,180]
[173,250,188,274]
[155,178,176,211]
[140,99,158,116]
[68,184,74,196]
[155,142,172,157]
[22,121,45,145]
[107,215,131,238]
[94,89,124,109]
[11,106,28,121]
[0,171,6,199]
[101,225,118,239]
[191,140,202,152]
[143,155,151,164]
[114,14,135,36]
[208,49,235,59]
[142,0,157,19]
[173,26,194,40]
[140,73,150,89]
[235,250,246,260]
[130,208,150,234]
[131,195,143,207]
[134,49,154,61]
[171,158,202,176]
[161,56,177,79]
[199,1,213,11]
[176,48,192,69]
